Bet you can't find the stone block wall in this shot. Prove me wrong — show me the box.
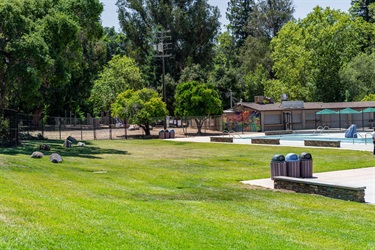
[274,177,366,203]
[265,130,293,135]
[210,137,233,143]
[251,138,280,145]
[304,140,340,148]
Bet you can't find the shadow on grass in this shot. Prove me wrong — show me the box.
[0,140,128,159]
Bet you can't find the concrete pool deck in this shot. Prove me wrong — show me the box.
[170,132,375,204]
[172,132,375,151]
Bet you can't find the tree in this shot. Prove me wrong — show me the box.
[226,0,255,47]
[111,88,168,135]
[339,52,375,101]
[361,93,375,101]
[239,35,273,101]
[54,0,105,117]
[174,81,222,134]
[90,55,143,114]
[246,0,294,40]
[116,0,220,83]
[209,31,242,108]
[103,27,129,62]
[270,7,373,102]
[0,0,105,117]
[350,0,375,22]
[178,64,208,84]
[0,0,48,110]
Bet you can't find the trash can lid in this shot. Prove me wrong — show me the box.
[271,154,285,162]
[299,152,312,160]
[285,153,299,162]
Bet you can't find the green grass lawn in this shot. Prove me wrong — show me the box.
[0,139,375,249]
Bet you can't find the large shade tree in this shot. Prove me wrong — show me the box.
[339,52,375,101]
[246,0,294,40]
[116,0,220,85]
[111,88,168,136]
[209,32,241,109]
[226,0,254,47]
[90,55,143,114]
[350,0,375,22]
[269,7,373,102]
[174,81,222,134]
[0,0,105,117]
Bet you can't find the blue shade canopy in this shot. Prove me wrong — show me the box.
[362,107,375,113]
[316,108,338,115]
[339,108,360,114]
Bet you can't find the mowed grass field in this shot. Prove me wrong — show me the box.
[0,139,375,249]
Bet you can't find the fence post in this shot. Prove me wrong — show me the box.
[15,111,19,147]
[124,118,127,140]
[109,117,112,140]
[93,118,97,140]
[41,115,44,138]
[59,117,62,140]
[81,118,83,141]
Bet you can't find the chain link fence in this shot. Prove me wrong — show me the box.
[9,111,223,143]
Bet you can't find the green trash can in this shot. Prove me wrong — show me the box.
[270,154,287,180]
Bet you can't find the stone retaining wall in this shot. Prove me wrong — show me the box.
[265,130,293,135]
[304,140,340,148]
[274,176,366,203]
[210,137,233,143]
[251,138,280,145]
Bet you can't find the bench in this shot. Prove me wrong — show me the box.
[251,138,280,145]
[274,176,366,203]
[304,140,340,148]
[210,137,233,143]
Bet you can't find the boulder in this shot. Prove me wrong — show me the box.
[50,153,63,163]
[67,136,77,143]
[39,144,50,151]
[63,140,72,148]
[31,151,44,158]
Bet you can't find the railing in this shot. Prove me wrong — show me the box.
[364,133,373,145]
[222,130,243,138]
[352,133,372,145]
[314,126,330,135]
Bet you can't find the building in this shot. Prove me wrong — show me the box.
[223,98,375,132]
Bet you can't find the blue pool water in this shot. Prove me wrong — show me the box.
[245,133,373,144]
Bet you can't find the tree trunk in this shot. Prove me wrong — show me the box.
[1,55,9,109]
[33,108,43,128]
[140,123,151,136]
[195,117,208,135]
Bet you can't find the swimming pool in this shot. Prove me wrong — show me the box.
[244,133,373,144]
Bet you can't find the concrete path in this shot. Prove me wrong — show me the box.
[242,167,375,204]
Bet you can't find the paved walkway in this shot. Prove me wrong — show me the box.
[170,133,375,204]
[242,167,375,204]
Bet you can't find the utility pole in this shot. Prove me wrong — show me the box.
[154,30,172,130]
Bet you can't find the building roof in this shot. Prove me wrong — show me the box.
[231,101,375,112]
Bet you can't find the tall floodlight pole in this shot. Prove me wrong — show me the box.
[154,30,172,130]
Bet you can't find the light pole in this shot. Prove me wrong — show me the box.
[154,30,171,130]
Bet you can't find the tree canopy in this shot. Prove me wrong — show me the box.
[90,55,143,114]
[174,81,222,134]
[116,0,220,83]
[270,7,373,102]
[111,88,168,135]
[0,0,104,117]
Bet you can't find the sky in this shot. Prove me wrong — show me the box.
[99,0,352,32]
